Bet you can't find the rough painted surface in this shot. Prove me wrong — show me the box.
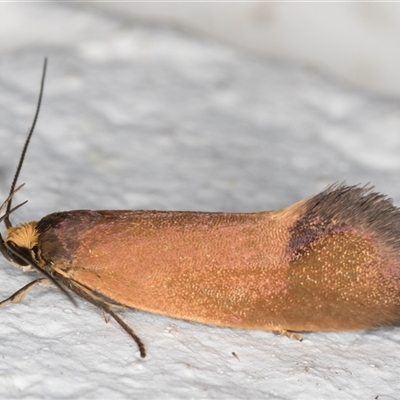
[1,3,400,399]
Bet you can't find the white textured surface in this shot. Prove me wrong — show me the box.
[0,4,400,400]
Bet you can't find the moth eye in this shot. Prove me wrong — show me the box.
[8,244,33,267]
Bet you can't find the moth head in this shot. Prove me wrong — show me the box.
[4,221,39,270]
[0,184,37,269]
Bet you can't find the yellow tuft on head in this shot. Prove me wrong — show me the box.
[5,221,39,250]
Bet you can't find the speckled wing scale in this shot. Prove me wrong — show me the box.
[2,60,400,359]
[287,184,400,330]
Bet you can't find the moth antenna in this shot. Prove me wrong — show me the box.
[0,183,25,223]
[0,184,27,262]
[0,200,28,226]
[5,58,47,229]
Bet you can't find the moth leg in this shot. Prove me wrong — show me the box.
[101,305,129,323]
[106,306,146,358]
[101,309,110,323]
[66,280,146,358]
[276,329,303,342]
[0,278,49,308]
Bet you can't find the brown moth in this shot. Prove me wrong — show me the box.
[1,60,400,358]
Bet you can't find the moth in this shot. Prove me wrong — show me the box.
[2,60,400,358]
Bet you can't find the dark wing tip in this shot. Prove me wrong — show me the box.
[289,183,400,258]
